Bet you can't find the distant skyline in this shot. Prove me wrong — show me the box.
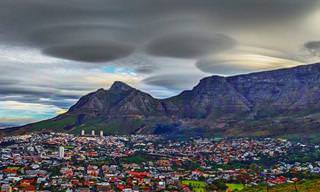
[0,0,320,126]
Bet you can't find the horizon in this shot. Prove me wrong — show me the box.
[1,0,320,126]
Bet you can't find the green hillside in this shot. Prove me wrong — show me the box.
[243,178,320,192]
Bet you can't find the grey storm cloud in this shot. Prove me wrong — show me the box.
[143,74,205,90]
[0,62,103,109]
[43,42,134,63]
[0,79,19,86]
[196,52,303,76]
[196,60,253,75]
[113,53,161,74]
[0,84,81,100]
[145,32,236,59]
[304,41,320,57]
[0,94,75,109]
[135,65,157,74]
[28,24,136,62]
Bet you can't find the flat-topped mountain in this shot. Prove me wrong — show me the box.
[3,63,320,137]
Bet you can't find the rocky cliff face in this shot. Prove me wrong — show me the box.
[3,63,320,137]
[164,76,252,118]
[226,64,320,113]
[68,81,166,118]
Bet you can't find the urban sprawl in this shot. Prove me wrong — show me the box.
[1,131,320,192]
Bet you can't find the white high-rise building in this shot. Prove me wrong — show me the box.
[100,130,104,137]
[1,184,12,192]
[59,146,64,159]
[81,130,85,136]
[91,130,95,136]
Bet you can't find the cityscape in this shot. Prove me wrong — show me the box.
[1,131,320,191]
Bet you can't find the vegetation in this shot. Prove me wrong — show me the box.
[28,115,77,132]
[243,178,320,192]
[181,180,206,192]
[120,153,158,164]
[226,183,244,191]
[122,154,148,164]
[72,118,145,135]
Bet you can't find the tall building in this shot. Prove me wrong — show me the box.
[1,184,12,192]
[81,130,85,136]
[91,130,95,136]
[59,146,64,159]
[100,130,104,137]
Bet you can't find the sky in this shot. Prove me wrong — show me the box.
[1,0,320,127]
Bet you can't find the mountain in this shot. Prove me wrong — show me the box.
[3,63,320,137]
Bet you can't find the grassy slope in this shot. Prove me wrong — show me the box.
[226,183,244,191]
[243,179,320,192]
[70,118,145,135]
[27,115,78,132]
[1,112,148,136]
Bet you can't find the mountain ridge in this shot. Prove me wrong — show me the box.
[2,62,320,137]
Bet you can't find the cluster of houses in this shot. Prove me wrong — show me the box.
[0,133,320,191]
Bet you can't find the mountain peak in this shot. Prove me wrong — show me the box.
[109,81,134,92]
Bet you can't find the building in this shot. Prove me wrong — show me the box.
[59,146,65,159]
[1,184,12,192]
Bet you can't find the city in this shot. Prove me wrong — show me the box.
[1,131,320,191]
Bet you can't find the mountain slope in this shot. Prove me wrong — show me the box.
[3,63,320,137]
[68,81,166,118]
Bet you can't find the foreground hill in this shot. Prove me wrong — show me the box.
[2,63,320,137]
[244,178,320,192]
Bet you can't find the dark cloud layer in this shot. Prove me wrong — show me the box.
[0,0,318,62]
[143,74,205,90]
[304,41,320,57]
[0,94,75,109]
[196,59,253,75]
[145,32,235,59]
[0,85,80,108]
[43,42,134,63]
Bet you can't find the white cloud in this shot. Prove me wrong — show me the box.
[0,45,65,63]
[0,101,61,113]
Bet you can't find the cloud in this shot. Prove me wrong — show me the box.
[0,0,317,62]
[143,74,205,90]
[28,24,136,62]
[0,60,140,109]
[304,41,320,57]
[0,101,65,126]
[0,101,61,113]
[196,55,302,76]
[196,47,303,75]
[43,41,134,63]
[145,32,235,59]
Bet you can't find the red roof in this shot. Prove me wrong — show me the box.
[3,168,17,174]
[268,176,287,184]
[128,171,149,178]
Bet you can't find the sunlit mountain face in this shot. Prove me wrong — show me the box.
[0,0,320,127]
